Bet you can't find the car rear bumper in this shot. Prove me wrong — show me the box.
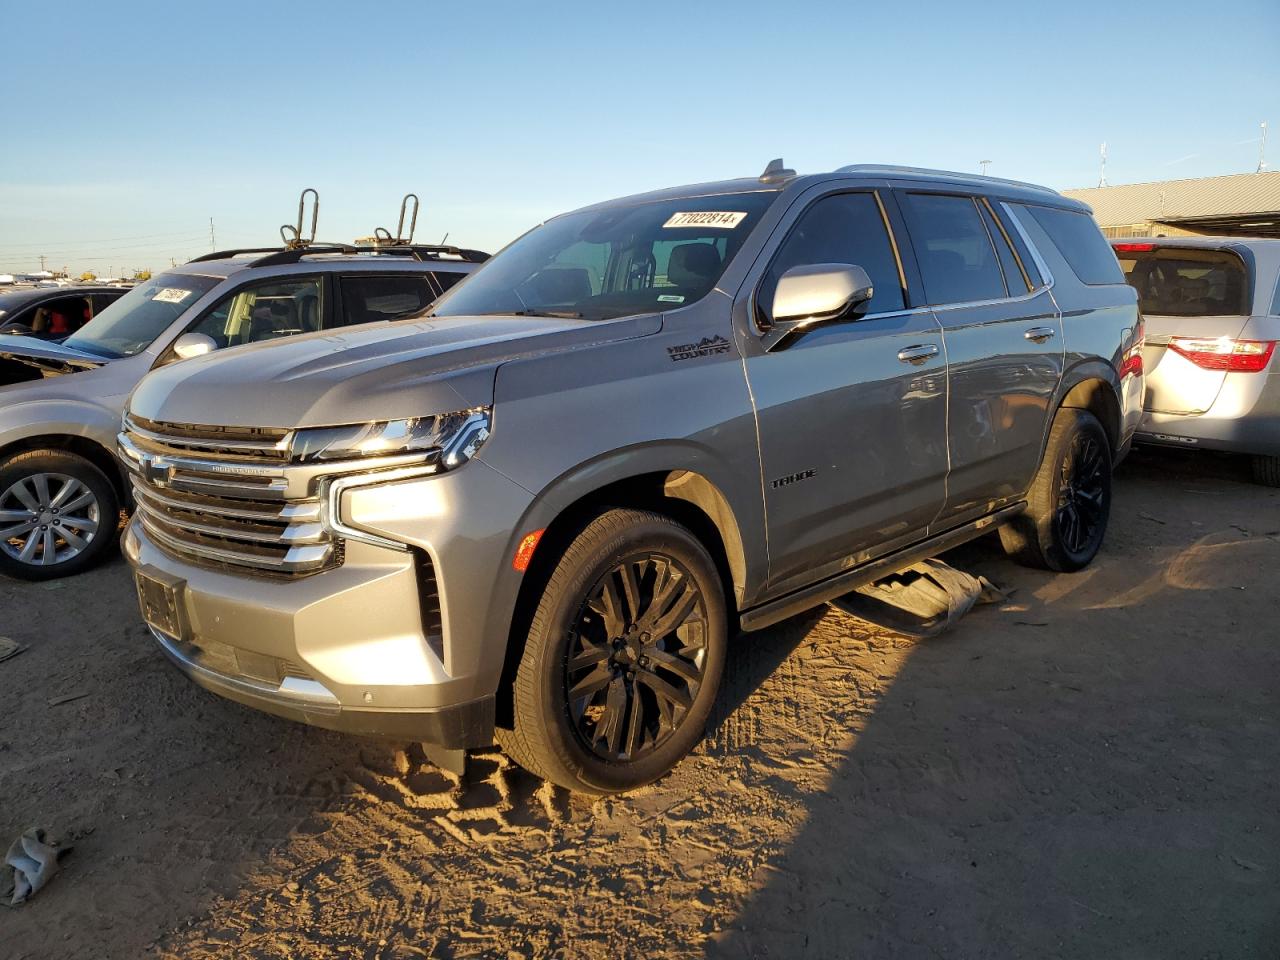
[1138,371,1280,457]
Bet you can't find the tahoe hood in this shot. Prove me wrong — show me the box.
[129,313,660,429]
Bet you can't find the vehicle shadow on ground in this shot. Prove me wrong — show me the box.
[8,447,1278,959]
[706,448,1280,958]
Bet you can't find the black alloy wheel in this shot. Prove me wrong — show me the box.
[565,552,708,762]
[1054,429,1107,556]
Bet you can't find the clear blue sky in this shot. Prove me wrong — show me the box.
[1,0,1276,275]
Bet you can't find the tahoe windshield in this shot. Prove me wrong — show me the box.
[429,192,778,321]
[63,274,221,358]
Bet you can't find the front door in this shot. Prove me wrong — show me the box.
[743,190,949,595]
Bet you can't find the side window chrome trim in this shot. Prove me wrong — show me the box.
[927,284,1056,315]
[999,201,1056,290]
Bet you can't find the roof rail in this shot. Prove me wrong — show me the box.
[187,243,489,268]
[188,247,286,263]
[835,164,1060,196]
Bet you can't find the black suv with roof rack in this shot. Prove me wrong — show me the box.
[0,233,488,581]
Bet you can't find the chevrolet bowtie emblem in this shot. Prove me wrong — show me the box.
[142,455,176,488]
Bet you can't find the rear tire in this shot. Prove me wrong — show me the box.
[497,508,727,795]
[1251,454,1280,487]
[0,449,119,581]
[1000,408,1112,572]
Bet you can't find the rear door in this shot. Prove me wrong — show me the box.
[1113,243,1252,414]
[896,191,1063,525]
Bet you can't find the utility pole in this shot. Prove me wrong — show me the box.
[979,160,992,175]
[209,217,216,251]
[1259,121,1269,173]
[1098,142,1108,188]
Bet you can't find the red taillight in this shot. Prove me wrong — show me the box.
[1168,337,1277,373]
[1119,351,1144,379]
[1114,242,1157,252]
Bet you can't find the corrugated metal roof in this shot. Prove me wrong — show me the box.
[1062,172,1280,226]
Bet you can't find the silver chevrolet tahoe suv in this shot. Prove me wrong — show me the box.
[0,242,484,580]
[121,163,1144,794]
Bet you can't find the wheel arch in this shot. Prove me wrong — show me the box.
[494,462,755,729]
[0,433,128,502]
[1055,362,1123,454]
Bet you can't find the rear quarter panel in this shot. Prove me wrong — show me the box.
[1008,205,1142,451]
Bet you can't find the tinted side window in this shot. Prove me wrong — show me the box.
[979,202,1030,295]
[432,271,467,296]
[1022,205,1124,285]
[995,204,1044,288]
[760,192,905,320]
[91,293,124,317]
[900,193,1006,305]
[341,275,433,326]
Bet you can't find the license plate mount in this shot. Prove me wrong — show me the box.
[135,566,189,641]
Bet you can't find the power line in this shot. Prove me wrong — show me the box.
[0,235,211,258]
[0,227,209,250]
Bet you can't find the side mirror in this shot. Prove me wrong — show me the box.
[171,332,217,361]
[764,263,874,350]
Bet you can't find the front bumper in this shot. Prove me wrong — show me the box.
[147,624,493,745]
[121,458,536,748]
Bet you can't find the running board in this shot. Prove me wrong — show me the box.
[738,504,1023,634]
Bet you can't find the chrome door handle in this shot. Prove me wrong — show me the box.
[897,344,940,365]
[1024,326,1057,343]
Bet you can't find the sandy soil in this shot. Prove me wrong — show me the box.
[2,447,1277,959]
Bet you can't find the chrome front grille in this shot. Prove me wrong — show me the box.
[125,415,292,461]
[121,416,338,577]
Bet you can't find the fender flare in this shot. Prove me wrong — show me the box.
[0,398,127,490]
[495,440,763,609]
[1045,358,1124,454]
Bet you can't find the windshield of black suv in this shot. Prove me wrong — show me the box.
[62,274,221,358]
[429,191,779,321]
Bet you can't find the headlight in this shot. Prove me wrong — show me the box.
[291,408,491,469]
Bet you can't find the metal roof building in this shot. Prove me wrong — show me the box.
[1063,171,1280,239]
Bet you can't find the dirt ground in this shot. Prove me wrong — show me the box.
[2,446,1277,959]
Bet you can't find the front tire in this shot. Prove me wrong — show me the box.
[1000,408,1112,572]
[1251,454,1280,487]
[0,449,120,581]
[497,508,728,795]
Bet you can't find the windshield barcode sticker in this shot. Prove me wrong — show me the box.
[662,211,748,229]
[152,288,193,304]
